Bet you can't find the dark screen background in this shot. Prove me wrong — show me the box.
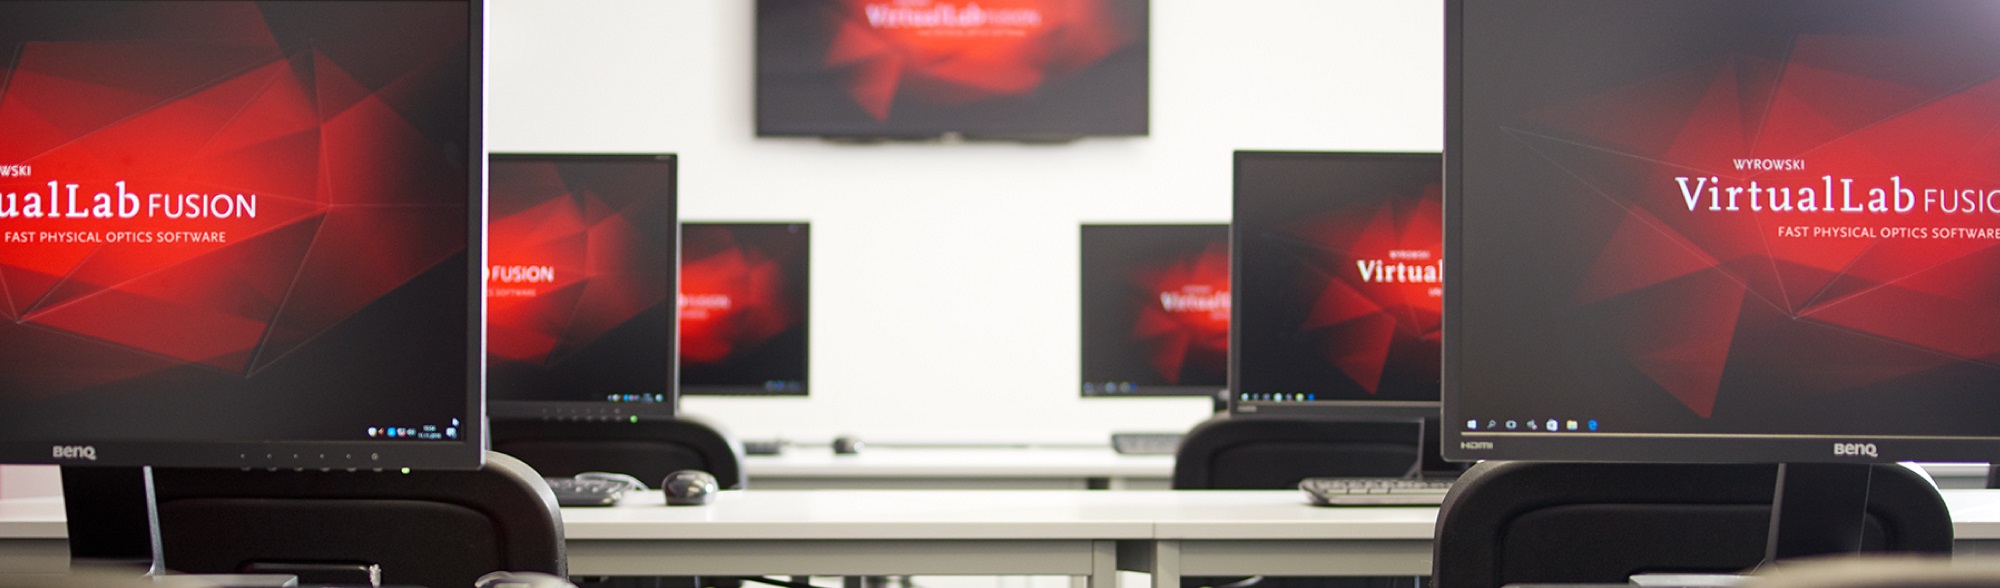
[679,222,810,396]
[1080,224,1229,397]
[1233,152,1444,405]
[1452,0,2000,439]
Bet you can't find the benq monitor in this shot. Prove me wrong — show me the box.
[1444,0,2000,463]
[755,0,1149,140]
[1080,223,1229,397]
[0,0,483,471]
[1232,151,1444,420]
[487,154,679,420]
[679,222,810,396]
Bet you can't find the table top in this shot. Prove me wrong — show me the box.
[6,488,2000,541]
[743,447,1176,478]
[562,490,1435,540]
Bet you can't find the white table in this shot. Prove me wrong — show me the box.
[743,447,1176,490]
[8,489,2000,586]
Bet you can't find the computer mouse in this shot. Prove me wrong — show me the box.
[662,469,719,506]
[833,435,864,455]
[475,571,577,588]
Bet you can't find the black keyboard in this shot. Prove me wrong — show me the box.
[545,476,638,507]
[1110,432,1183,455]
[1299,477,1454,506]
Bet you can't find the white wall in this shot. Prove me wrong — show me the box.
[487,0,1443,443]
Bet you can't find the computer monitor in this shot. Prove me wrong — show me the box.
[679,222,810,396]
[755,0,1149,140]
[1231,151,1444,421]
[1079,223,1229,398]
[0,0,483,472]
[487,154,678,420]
[1443,0,2000,465]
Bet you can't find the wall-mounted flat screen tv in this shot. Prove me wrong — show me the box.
[756,0,1149,140]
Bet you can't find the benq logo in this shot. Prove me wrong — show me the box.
[1833,442,1879,458]
[1459,441,1494,450]
[52,445,97,461]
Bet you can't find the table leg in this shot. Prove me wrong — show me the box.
[1151,541,1180,588]
[1089,540,1117,588]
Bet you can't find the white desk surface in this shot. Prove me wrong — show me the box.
[7,488,2000,540]
[743,447,1175,479]
[561,490,1432,540]
[8,489,2000,583]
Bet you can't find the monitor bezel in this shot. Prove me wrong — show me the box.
[0,0,488,471]
[677,221,811,398]
[1228,150,1444,422]
[485,153,681,421]
[1438,0,2000,464]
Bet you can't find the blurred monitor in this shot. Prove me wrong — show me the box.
[487,154,678,421]
[755,0,1149,140]
[680,222,810,396]
[1080,223,1229,397]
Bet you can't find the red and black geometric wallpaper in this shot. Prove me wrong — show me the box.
[1080,224,1228,395]
[1234,153,1443,403]
[678,223,809,395]
[0,1,474,442]
[486,155,675,405]
[1455,0,2000,437]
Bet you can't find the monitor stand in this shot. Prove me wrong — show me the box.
[1764,462,1873,562]
[60,466,164,575]
[1416,417,1468,478]
[60,466,298,587]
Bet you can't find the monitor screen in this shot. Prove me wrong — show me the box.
[1444,0,2000,463]
[0,0,482,470]
[486,154,678,420]
[679,222,810,396]
[1080,224,1229,397]
[1232,152,1443,420]
[755,0,1149,140]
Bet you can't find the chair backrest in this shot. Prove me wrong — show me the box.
[1431,461,1954,588]
[1172,416,1422,489]
[152,451,566,588]
[491,416,746,489]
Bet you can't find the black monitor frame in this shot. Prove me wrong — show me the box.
[485,153,680,421]
[0,0,485,473]
[677,221,811,397]
[1079,223,1230,399]
[1229,151,1444,422]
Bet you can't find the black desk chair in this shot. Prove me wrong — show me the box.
[1173,416,1422,489]
[1431,461,1954,588]
[492,416,746,489]
[151,451,565,588]
[1175,416,1424,588]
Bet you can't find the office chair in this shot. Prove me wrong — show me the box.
[492,416,747,489]
[1431,461,1954,588]
[1173,415,1423,489]
[1175,416,1425,588]
[149,451,566,588]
